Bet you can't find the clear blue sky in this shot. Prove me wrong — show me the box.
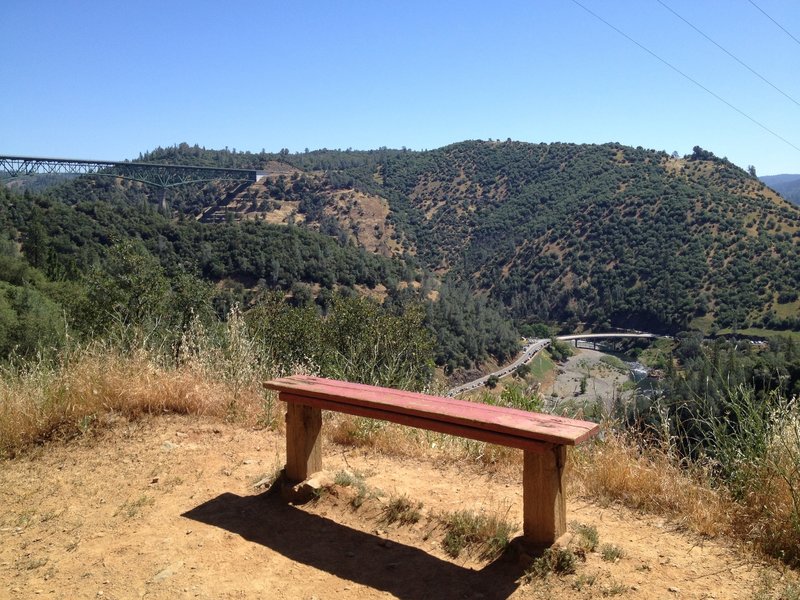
[2,0,799,175]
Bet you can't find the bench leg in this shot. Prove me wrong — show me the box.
[284,403,322,482]
[522,445,567,546]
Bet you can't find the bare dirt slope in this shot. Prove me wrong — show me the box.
[545,349,631,414]
[0,415,792,599]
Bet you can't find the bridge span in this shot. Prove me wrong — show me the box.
[556,333,661,341]
[0,155,266,189]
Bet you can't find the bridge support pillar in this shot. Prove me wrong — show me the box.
[156,188,168,212]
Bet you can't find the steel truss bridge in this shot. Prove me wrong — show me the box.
[0,155,267,188]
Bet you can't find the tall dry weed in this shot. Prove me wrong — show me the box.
[572,430,736,538]
[574,401,800,566]
[735,398,800,565]
[0,310,282,457]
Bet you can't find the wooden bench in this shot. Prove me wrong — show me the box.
[263,375,600,546]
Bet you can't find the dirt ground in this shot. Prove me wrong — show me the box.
[544,348,632,414]
[1,414,795,600]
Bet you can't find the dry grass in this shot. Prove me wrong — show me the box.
[574,422,800,566]
[326,413,520,474]
[572,432,735,538]
[0,342,272,458]
[1,338,797,568]
[440,508,517,560]
[735,409,800,564]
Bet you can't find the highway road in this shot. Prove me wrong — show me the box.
[446,338,550,396]
[446,330,665,397]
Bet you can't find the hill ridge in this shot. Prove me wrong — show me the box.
[5,140,799,337]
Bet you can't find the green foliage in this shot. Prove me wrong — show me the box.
[0,282,65,358]
[381,495,422,525]
[599,355,628,372]
[85,241,171,331]
[549,338,574,363]
[441,509,516,559]
[3,140,799,370]
[520,322,553,338]
[526,546,578,578]
[495,383,543,412]
[426,283,520,371]
[247,292,434,390]
[318,295,434,390]
[526,353,556,379]
[629,337,800,565]
[600,544,625,562]
[0,246,69,359]
[688,145,721,162]
[514,362,531,378]
[374,140,797,334]
[1,183,410,311]
[572,522,599,552]
[654,337,800,458]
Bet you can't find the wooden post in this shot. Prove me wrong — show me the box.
[522,445,567,546]
[284,401,322,482]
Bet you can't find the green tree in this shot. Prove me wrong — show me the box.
[0,282,65,358]
[319,295,434,391]
[515,363,531,378]
[21,210,49,271]
[84,241,170,333]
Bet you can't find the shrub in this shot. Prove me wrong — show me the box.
[441,509,516,560]
[600,544,625,562]
[526,546,578,578]
[382,495,422,525]
[334,470,380,509]
[572,522,599,552]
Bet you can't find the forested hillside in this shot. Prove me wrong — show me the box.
[0,179,516,372]
[133,141,799,334]
[369,141,800,333]
[3,140,799,371]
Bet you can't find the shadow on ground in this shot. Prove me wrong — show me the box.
[183,490,525,600]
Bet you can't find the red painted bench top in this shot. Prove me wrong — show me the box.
[264,375,600,450]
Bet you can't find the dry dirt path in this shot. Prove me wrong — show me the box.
[544,349,632,414]
[0,414,793,599]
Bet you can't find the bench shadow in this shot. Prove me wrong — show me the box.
[182,490,525,600]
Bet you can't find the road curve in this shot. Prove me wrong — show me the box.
[446,338,550,397]
[446,330,666,397]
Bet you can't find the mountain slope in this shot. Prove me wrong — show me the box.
[761,173,800,205]
[23,141,800,335]
[387,142,799,332]
[278,141,798,333]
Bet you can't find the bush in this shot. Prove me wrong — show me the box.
[441,509,516,559]
[382,495,422,525]
[572,523,599,552]
[549,338,574,362]
[527,546,578,578]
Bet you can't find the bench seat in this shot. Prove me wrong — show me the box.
[264,375,600,546]
[265,375,598,452]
